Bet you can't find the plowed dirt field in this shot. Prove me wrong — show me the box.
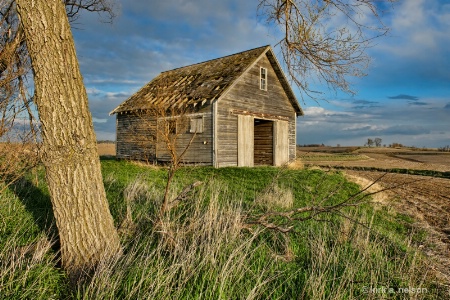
[299,147,450,282]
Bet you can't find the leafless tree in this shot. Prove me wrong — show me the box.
[259,0,396,99]
[374,137,382,147]
[1,0,117,193]
[126,102,200,215]
[0,0,39,192]
[438,145,449,152]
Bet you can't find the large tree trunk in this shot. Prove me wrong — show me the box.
[16,0,121,276]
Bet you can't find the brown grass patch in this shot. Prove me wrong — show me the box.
[287,159,304,169]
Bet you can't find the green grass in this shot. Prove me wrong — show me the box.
[1,159,447,299]
[306,164,450,179]
[300,153,369,161]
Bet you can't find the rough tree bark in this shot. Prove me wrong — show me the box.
[15,0,121,276]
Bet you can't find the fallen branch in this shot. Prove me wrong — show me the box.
[167,181,203,211]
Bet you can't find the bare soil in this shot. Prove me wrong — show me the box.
[299,147,450,282]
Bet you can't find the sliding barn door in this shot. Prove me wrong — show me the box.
[274,120,289,166]
[237,115,254,167]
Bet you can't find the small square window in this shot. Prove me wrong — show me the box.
[190,116,204,133]
[167,119,177,134]
[260,67,267,91]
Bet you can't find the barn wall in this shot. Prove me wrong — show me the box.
[116,106,213,164]
[216,54,297,167]
[116,113,157,161]
[155,109,214,164]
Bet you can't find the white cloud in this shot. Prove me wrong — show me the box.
[382,0,450,57]
[93,118,108,123]
[303,107,327,116]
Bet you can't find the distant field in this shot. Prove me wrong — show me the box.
[299,153,370,161]
[299,146,361,153]
[97,142,115,156]
[298,146,450,172]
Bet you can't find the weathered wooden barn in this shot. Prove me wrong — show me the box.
[110,45,303,167]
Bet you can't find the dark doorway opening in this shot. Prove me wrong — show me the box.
[254,119,274,165]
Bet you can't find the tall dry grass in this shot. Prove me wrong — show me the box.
[76,174,443,299]
[77,180,277,299]
[2,166,446,299]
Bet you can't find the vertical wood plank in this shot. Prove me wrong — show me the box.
[238,115,254,167]
[274,120,289,166]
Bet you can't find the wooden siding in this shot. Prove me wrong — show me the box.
[216,54,297,167]
[273,120,289,166]
[114,48,300,167]
[155,110,213,164]
[116,113,157,160]
[116,107,213,164]
[237,115,254,167]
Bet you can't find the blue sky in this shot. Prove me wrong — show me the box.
[72,0,450,148]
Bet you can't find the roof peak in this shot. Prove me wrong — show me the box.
[161,45,270,73]
[110,44,302,116]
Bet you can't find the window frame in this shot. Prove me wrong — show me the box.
[166,119,177,135]
[260,67,267,91]
[189,116,204,133]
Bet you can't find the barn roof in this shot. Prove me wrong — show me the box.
[110,45,302,115]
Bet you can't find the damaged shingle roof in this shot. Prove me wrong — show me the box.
[110,45,302,115]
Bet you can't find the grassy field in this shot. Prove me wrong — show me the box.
[1,158,448,299]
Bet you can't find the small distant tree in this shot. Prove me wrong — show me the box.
[438,145,450,152]
[374,138,382,147]
[366,138,374,147]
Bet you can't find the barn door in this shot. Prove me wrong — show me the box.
[238,115,254,167]
[274,120,289,166]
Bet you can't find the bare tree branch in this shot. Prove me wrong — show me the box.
[1,0,117,196]
[63,0,117,23]
[258,0,396,100]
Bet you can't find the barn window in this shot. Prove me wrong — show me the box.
[260,67,267,91]
[167,119,177,134]
[190,116,204,133]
